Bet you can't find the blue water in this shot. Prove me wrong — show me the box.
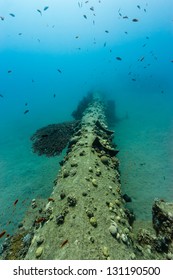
[0,0,173,240]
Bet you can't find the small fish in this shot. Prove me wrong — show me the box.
[25,102,28,106]
[53,94,56,98]
[139,56,144,61]
[0,94,3,98]
[146,36,149,39]
[123,16,128,19]
[0,16,4,21]
[124,31,128,34]
[75,36,79,39]
[44,6,49,11]
[144,8,147,12]
[90,7,94,11]
[103,42,106,47]
[18,33,22,35]
[85,1,89,3]
[137,5,141,9]
[57,69,62,73]
[9,13,15,17]
[132,18,139,22]
[8,70,12,73]
[142,44,146,47]
[37,9,42,16]
[83,15,87,19]
[35,217,46,224]
[105,30,109,33]
[48,198,55,202]
[170,60,173,63]
[24,109,29,114]
[132,78,136,81]
[0,231,6,238]
[93,20,95,25]
[116,57,122,61]
[118,12,122,17]
[14,199,18,206]
[60,239,68,247]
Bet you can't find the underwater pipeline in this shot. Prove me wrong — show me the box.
[1,92,173,260]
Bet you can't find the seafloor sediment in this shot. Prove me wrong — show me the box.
[1,92,173,260]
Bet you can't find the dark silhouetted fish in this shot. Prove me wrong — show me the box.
[25,102,28,106]
[139,56,144,61]
[9,13,15,17]
[116,57,122,61]
[123,16,128,19]
[144,9,147,12]
[24,109,29,114]
[14,199,18,206]
[57,69,62,73]
[53,94,56,98]
[132,18,139,22]
[0,94,3,98]
[124,31,128,34]
[105,30,109,33]
[90,7,94,11]
[103,42,106,47]
[93,20,95,25]
[132,78,136,81]
[171,60,173,63]
[75,36,79,39]
[0,16,4,21]
[44,6,49,11]
[18,33,22,35]
[83,15,87,19]
[8,70,12,73]
[37,9,42,16]
[137,5,141,9]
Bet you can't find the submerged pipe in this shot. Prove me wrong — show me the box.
[24,92,136,260]
[2,92,172,260]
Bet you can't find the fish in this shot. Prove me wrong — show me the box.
[24,109,29,114]
[8,70,12,73]
[0,231,6,238]
[9,13,15,17]
[0,16,4,21]
[124,31,128,34]
[90,7,94,11]
[142,44,146,47]
[93,20,95,25]
[123,16,128,19]
[132,18,139,22]
[18,33,22,35]
[14,199,18,206]
[132,78,136,81]
[103,42,106,47]
[35,217,46,224]
[44,6,49,11]
[48,198,55,202]
[137,5,141,9]
[144,9,147,12]
[171,60,173,63]
[139,56,144,61]
[0,94,3,98]
[116,57,122,61]
[37,9,42,16]
[83,15,87,19]
[75,36,79,39]
[57,69,62,73]
[25,102,28,106]
[60,239,68,247]
[53,94,56,98]
[105,30,109,33]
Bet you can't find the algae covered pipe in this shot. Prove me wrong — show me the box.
[24,92,137,260]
